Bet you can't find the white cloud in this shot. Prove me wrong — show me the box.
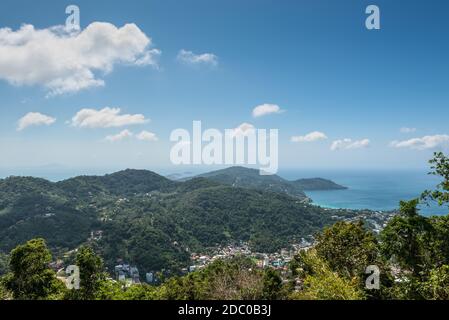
[105,129,133,142]
[291,131,328,143]
[0,22,160,96]
[232,122,255,137]
[177,49,218,66]
[330,138,370,151]
[71,107,148,128]
[390,135,449,150]
[400,127,417,133]
[136,130,158,141]
[252,104,284,118]
[17,112,56,131]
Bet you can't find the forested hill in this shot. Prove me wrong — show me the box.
[292,178,348,191]
[56,169,179,197]
[183,166,346,196]
[0,169,371,274]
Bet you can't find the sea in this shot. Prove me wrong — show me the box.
[0,167,447,217]
[279,169,446,216]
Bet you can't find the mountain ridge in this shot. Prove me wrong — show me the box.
[0,167,381,275]
[181,166,347,196]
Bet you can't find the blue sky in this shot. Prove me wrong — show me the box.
[0,0,448,175]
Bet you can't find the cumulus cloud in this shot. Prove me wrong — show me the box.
[71,107,148,128]
[291,131,328,143]
[331,138,370,151]
[177,49,218,66]
[136,130,158,141]
[252,104,284,118]
[105,129,133,142]
[17,112,56,131]
[232,122,255,137]
[390,135,449,150]
[0,22,160,96]
[400,127,417,133]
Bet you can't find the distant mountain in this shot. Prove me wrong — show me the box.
[57,169,178,197]
[185,166,346,197]
[0,168,370,275]
[165,172,195,181]
[292,178,347,191]
[184,167,307,199]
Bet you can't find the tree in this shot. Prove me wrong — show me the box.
[0,253,9,276]
[0,280,12,300]
[422,152,449,209]
[121,283,161,300]
[380,153,449,299]
[95,280,125,300]
[3,238,64,299]
[74,246,105,300]
[159,257,265,300]
[315,221,379,280]
[290,250,365,300]
[380,200,435,279]
[428,215,449,266]
[421,265,449,300]
[205,258,264,300]
[262,268,283,300]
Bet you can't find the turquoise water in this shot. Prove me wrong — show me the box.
[279,169,447,216]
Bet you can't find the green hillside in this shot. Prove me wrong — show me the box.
[292,178,347,190]
[0,169,379,274]
[186,166,346,197]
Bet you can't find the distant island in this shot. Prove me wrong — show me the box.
[291,177,348,191]
[180,166,347,198]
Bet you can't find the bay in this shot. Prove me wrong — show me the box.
[278,169,447,216]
